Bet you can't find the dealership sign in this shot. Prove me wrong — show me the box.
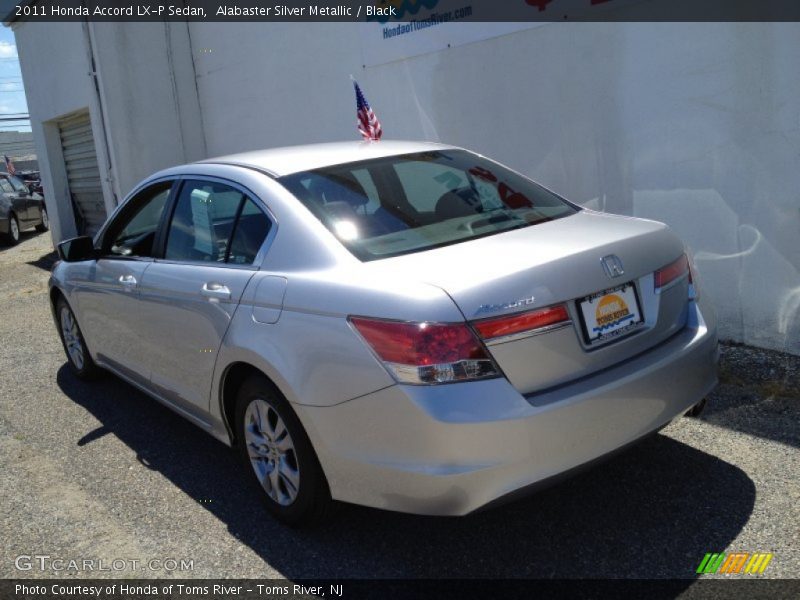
[359,0,639,67]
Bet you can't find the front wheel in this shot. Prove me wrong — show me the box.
[235,375,333,527]
[2,213,20,245]
[56,297,101,379]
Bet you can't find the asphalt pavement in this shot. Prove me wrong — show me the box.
[1,229,798,581]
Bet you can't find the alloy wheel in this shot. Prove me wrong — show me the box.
[10,216,19,241]
[244,399,301,506]
[60,306,85,370]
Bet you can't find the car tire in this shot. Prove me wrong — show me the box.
[35,208,49,232]
[1,213,20,246]
[56,296,101,380]
[235,374,333,527]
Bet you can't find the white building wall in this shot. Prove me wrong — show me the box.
[188,22,800,355]
[0,131,37,160]
[87,22,206,196]
[14,21,98,243]
[13,21,800,354]
[13,21,206,243]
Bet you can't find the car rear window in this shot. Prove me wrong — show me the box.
[277,150,578,261]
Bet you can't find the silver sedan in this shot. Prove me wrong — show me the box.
[50,141,718,526]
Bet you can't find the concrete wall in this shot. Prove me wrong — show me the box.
[14,21,800,354]
[87,22,206,197]
[13,21,205,243]
[187,22,800,355]
[14,21,97,243]
[0,131,37,161]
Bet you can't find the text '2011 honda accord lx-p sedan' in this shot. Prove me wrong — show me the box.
[50,141,718,526]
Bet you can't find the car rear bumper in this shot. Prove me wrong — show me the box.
[299,298,718,516]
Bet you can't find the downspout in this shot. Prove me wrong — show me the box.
[81,18,119,208]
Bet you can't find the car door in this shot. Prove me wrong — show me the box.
[70,181,174,387]
[6,175,35,222]
[0,177,27,222]
[138,178,274,417]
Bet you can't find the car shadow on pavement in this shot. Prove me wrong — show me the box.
[0,227,54,253]
[26,249,58,271]
[0,232,37,252]
[57,365,755,580]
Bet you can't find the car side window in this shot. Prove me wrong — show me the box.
[0,179,13,193]
[107,185,172,258]
[227,198,271,264]
[164,181,243,263]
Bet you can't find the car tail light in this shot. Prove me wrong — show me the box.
[349,317,499,385]
[472,304,570,341]
[654,254,690,292]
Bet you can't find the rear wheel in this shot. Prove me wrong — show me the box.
[56,297,101,379]
[35,208,49,232]
[234,374,333,527]
[2,213,20,245]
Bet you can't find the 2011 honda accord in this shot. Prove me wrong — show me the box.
[50,141,718,526]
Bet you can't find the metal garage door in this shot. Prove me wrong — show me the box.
[58,111,106,236]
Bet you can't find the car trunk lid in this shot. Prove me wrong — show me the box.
[365,210,690,394]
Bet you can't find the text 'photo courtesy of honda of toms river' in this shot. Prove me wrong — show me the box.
[50,141,718,526]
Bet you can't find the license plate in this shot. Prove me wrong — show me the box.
[578,282,643,344]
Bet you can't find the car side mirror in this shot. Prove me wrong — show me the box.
[57,236,97,262]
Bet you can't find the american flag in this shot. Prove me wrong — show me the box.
[4,155,15,175]
[353,80,382,141]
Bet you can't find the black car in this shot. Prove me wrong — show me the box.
[0,173,48,245]
[16,170,44,196]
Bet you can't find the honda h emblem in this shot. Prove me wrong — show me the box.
[601,255,625,278]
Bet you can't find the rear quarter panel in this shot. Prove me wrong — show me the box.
[210,268,465,420]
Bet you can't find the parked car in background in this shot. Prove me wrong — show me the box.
[49,141,718,526]
[0,172,48,245]
[16,170,44,197]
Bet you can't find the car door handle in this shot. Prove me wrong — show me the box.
[118,274,137,289]
[201,282,231,300]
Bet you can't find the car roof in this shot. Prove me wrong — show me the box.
[197,140,459,177]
